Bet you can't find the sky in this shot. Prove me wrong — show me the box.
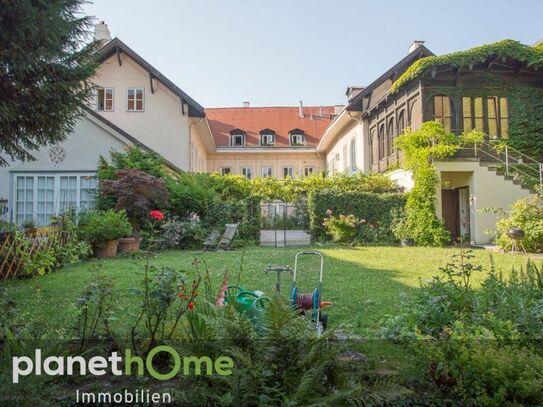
[83,0,543,108]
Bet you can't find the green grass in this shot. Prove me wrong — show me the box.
[1,245,535,337]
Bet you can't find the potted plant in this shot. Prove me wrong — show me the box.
[99,168,168,254]
[22,218,38,236]
[77,210,132,258]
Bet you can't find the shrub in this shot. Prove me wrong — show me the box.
[77,210,132,243]
[161,214,205,249]
[495,195,543,253]
[99,168,168,234]
[308,190,406,242]
[322,214,358,243]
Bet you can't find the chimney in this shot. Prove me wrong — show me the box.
[243,101,250,107]
[408,40,425,53]
[299,100,304,118]
[94,21,111,44]
[334,105,345,116]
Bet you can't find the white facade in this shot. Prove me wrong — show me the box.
[0,114,132,225]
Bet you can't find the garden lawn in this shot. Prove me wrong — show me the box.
[1,245,534,337]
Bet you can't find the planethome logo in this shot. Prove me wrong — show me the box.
[12,345,234,383]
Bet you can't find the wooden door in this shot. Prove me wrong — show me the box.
[441,189,459,242]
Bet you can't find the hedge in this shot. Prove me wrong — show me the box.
[308,190,407,242]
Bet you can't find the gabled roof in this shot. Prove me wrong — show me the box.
[347,44,434,112]
[95,38,204,117]
[85,107,182,172]
[205,106,335,148]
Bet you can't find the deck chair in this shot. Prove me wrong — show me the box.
[203,230,220,251]
[215,223,239,251]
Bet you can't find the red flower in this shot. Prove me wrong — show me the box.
[187,302,195,311]
[150,210,164,221]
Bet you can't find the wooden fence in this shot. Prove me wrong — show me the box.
[0,228,72,280]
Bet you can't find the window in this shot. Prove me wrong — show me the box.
[343,144,349,171]
[303,167,314,177]
[230,133,244,146]
[387,117,395,155]
[80,176,97,211]
[431,95,452,131]
[397,110,406,136]
[261,166,273,178]
[369,128,376,166]
[283,167,294,178]
[97,87,114,111]
[462,96,509,138]
[378,124,385,161]
[13,174,97,226]
[290,132,304,146]
[220,167,231,176]
[241,167,252,179]
[260,132,275,146]
[349,138,357,172]
[127,88,144,111]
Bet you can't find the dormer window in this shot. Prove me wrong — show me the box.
[230,130,245,147]
[289,130,305,146]
[260,129,275,146]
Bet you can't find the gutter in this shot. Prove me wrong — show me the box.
[316,109,361,153]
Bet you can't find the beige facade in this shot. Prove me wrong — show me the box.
[92,54,193,170]
[207,150,324,178]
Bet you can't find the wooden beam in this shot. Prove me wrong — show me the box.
[181,98,185,115]
[149,72,155,94]
[115,46,122,66]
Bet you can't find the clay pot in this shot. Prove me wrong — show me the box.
[117,237,142,254]
[93,239,119,258]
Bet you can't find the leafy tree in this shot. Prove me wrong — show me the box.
[0,0,98,166]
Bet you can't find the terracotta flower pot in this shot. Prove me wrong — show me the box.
[93,239,119,258]
[117,237,142,254]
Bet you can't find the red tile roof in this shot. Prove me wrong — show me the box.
[205,106,336,148]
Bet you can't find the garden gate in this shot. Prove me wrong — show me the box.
[260,201,311,247]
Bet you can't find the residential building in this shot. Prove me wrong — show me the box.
[205,104,335,178]
[318,40,542,245]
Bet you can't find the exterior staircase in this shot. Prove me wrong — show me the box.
[456,140,543,194]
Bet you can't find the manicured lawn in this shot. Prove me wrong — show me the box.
[1,245,535,337]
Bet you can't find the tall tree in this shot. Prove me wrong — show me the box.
[0,0,99,166]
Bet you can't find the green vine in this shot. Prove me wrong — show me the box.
[390,39,543,94]
[395,122,484,246]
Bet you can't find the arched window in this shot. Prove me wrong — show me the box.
[387,117,395,156]
[429,95,452,131]
[378,123,385,161]
[369,128,376,166]
[397,110,406,136]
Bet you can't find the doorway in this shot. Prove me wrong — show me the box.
[441,186,470,243]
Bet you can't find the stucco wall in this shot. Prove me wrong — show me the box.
[92,54,191,170]
[206,151,324,178]
[324,121,366,174]
[0,115,128,215]
[435,160,534,244]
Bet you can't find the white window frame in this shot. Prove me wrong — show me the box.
[283,167,294,178]
[290,133,304,146]
[260,133,275,146]
[303,167,314,177]
[96,87,114,112]
[220,167,232,176]
[241,167,252,179]
[230,133,244,147]
[261,166,273,178]
[126,88,145,112]
[12,172,97,226]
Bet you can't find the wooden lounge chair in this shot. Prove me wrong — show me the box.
[203,230,220,251]
[215,223,239,251]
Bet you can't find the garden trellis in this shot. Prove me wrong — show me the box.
[0,229,72,280]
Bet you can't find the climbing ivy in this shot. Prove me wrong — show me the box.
[390,39,543,94]
[395,122,484,246]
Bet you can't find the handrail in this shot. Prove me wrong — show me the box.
[458,139,542,193]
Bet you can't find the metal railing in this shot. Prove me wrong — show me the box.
[459,140,543,193]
